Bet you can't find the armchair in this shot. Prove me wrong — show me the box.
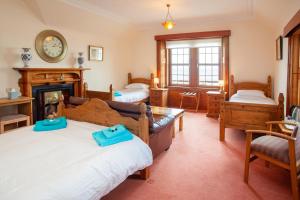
[244,121,299,200]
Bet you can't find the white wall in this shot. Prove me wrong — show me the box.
[0,0,134,97]
[130,18,277,85]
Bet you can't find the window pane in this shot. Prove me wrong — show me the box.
[206,66,212,75]
[172,49,177,54]
[199,47,205,53]
[178,48,183,54]
[178,55,184,63]
[212,47,219,53]
[172,75,177,81]
[172,55,177,64]
[172,66,177,74]
[212,65,219,75]
[184,55,189,64]
[199,54,205,64]
[184,48,189,54]
[206,54,212,64]
[212,54,219,64]
[206,47,212,54]
[184,66,189,74]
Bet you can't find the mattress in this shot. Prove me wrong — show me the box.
[230,94,276,105]
[0,120,152,200]
[113,88,149,102]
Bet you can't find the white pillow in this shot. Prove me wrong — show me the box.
[125,83,149,89]
[236,90,266,98]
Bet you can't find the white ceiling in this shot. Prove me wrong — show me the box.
[64,0,254,25]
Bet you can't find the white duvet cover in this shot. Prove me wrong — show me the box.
[0,120,152,200]
[230,93,276,105]
[113,88,149,102]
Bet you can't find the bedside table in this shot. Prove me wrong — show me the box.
[150,88,168,107]
[206,91,225,118]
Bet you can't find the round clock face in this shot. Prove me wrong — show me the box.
[43,36,63,58]
[35,30,68,63]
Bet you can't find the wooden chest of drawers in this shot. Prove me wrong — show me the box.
[206,91,225,118]
[150,88,168,107]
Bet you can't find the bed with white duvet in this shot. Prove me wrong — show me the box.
[229,89,276,105]
[0,120,152,200]
[113,83,149,103]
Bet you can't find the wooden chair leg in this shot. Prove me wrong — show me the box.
[244,132,252,183]
[195,95,200,112]
[290,167,299,200]
[180,95,183,109]
[288,140,299,200]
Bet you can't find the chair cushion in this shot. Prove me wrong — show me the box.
[251,136,290,163]
[251,126,300,163]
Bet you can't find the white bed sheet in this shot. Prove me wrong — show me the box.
[113,88,149,102]
[230,94,276,105]
[0,120,152,200]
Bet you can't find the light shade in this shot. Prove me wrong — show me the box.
[162,4,175,30]
[218,80,224,86]
[154,77,160,84]
[162,21,175,30]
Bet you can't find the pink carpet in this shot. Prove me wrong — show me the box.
[103,112,292,200]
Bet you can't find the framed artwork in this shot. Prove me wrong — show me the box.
[89,45,103,61]
[276,36,283,60]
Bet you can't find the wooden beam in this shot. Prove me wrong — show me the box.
[154,30,231,41]
[283,9,300,37]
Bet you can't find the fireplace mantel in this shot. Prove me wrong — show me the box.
[14,67,90,97]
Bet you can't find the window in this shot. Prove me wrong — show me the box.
[198,46,221,86]
[170,48,190,85]
[167,38,222,87]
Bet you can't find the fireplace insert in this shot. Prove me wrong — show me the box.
[32,84,74,123]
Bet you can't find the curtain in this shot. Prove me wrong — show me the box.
[156,40,167,88]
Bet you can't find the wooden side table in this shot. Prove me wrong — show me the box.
[206,91,225,118]
[150,88,168,107]
[0,97,33,133]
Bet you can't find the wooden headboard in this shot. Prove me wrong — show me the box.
[83,83,113,101]
[229,75,272,98]
[57,97,149,144]
[128,73,155,88]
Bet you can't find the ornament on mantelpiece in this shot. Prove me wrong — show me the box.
[77,52,84,68]
[21,48,32,67]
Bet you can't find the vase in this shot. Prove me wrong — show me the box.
[78,52,84,68]
[21,48,32,67]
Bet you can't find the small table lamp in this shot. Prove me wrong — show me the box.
[154,77,160,88]
[218,80,224,92]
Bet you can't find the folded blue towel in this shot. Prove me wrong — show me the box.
[34,117,67,132]
[92,125,133,146]
[114,91,122,97]
[102,124,127,138]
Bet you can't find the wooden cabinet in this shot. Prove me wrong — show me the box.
[150,88,168,107]
[206,91,224,118]
[0,97,33,133]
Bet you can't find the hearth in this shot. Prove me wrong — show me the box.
[32,84,74,123]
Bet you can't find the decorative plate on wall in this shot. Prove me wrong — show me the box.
[35,30,68,63]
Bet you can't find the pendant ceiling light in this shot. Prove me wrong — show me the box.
[162,4,175,30]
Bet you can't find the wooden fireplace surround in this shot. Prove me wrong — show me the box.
[13,67,90,98]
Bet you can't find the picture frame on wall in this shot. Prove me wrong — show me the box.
[276,36,283,60]
[89,45,103,61]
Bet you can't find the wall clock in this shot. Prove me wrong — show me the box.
[35,30,68,63]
